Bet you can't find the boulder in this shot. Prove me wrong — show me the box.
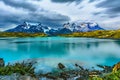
[0,58,4,67]
[58,63,65,70]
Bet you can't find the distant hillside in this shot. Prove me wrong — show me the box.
[59,30,120,39]
[0,32,46,37]
[1,30,120,39]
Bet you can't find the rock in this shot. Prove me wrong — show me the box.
[58,63,65,70]
[60,72,69,80]
[76,76,86,80]
[44,73,57,79]
[0,58,4,67]
[74,64,84,70]
[89,71,100,77]
[0,73,38,80]
[97,65,112,73]
[19,75,38,80]
[78,65,84,70]
[45,75,57,79]
[75,64,79,67]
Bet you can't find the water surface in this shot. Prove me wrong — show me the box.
[0,37,120,69]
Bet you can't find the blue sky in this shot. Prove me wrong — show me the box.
[0,0,120,30]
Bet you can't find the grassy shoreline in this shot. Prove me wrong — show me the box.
[1,30,120,39]
[0,32,47,37]
[59,30,120,39]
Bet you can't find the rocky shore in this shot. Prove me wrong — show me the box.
[0,73,38,80]
[0,58,120,80]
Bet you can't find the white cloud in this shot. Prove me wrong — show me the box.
[0,0,70,29]
[38,0,104,20]
[0,0,120,29]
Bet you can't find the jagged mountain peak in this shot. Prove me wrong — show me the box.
[5,21,104,35]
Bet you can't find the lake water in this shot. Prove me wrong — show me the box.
[0,37,120,70]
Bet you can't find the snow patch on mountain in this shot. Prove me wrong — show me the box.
[5,21,104,35]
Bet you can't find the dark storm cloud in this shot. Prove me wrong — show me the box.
[89,0,96,3]
[1,0,38,11]
[51,0,83,4]
[108,15,119,18]
[51,0,75,3]
[51,0,97,3]
[106,7,120,14]
[0,10,70,28]
[25,12,70,27]
[95,0,120,16]
[0,0,70,28]
[93,12,101,15]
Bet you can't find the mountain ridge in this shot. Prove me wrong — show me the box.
[5,21,104,35]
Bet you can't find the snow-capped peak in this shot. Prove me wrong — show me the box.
[21,22,30,29]
[23,22,28,26]
[80,23,87,28]
[5,21,104,35]
[63,22,70,29]
[89,22,98,27]
[67,21,104,32]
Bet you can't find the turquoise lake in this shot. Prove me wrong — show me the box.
[0,37,120,69]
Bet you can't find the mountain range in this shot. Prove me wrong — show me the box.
[6,21,104,35]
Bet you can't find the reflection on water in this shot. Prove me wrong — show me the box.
[0,37,120,67]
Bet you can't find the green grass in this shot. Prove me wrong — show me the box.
[1,30,120,39]
[0,62,35,77]
[90,62,120,80]
[90,70,120,80]
[0,32,47,37]
[59,30,120,39]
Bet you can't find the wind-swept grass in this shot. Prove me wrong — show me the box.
[1,30,120,39]
[90,62,120,80]
[59,30,120,39]
[0,62,35,77]
[0,59,120,80]
[0,32,46,37]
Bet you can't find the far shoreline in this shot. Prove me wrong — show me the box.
[0,30,120,39]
